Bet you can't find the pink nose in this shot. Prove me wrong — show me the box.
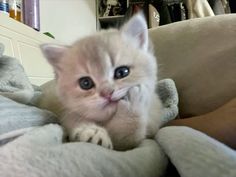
[100,89,114,100]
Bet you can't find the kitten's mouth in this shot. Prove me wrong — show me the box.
[103,95,128,108]
[102,87,130,108]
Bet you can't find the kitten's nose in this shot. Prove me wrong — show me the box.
[100,89,114,100]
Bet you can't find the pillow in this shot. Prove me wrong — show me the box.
[149,14,236,117]
[164,97,236,149]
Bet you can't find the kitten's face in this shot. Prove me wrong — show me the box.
[41,14,157,122]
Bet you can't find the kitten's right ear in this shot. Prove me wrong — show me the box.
[121,13,148,51]
[40,44,68,70]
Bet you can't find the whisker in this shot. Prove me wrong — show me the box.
[112,87,130,100]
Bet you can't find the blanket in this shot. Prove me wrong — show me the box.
[0,43,35,104]
[1,44,235,177]
[157,127,236,177]
[0,124,167,177]
[0,44,176,177]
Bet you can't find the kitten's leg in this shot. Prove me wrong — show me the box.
[128,85,163,137]
[120,85,147,115]
[69,122,113,149]
[106,86,147,150]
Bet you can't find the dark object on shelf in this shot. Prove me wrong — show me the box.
[22,0,40,31]
[100,0,127,17]
[97,0,189,30]
[98,0,128,29]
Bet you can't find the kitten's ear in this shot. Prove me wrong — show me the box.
[40,44,68,70]
[121,13,148,51]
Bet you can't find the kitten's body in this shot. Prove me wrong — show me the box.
[40,14,162,150]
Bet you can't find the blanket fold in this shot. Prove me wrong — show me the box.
[0,42,178,177]
[0,43,34,104]
[157,126,236,177]
[0,124,167,177]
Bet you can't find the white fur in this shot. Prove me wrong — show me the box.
[41,13,163,150]
[70,122,113,149]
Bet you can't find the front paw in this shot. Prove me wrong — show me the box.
[122,86,144,111]
[70,124,113,149]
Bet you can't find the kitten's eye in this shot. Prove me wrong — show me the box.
[114,66,130,80]
[78,77,95,90]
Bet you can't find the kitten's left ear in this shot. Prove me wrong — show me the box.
[40,44,68,70]
[121,13,148,51]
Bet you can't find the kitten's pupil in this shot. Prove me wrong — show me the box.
[114,66,130,80]
[79,77,95,90]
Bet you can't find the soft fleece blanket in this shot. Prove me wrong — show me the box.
[1,44,236,177]
[0,44,173,177]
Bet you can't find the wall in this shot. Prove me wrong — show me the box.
[40,0,96,44]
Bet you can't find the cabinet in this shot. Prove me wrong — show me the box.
[0,13,55,86]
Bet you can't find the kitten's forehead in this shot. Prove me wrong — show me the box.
[75,31,121,59]
[67,32,120,79]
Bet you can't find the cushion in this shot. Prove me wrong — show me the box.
[157,126,236,177]
[149,14,236,117]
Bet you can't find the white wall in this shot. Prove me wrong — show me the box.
[40,0,96,44]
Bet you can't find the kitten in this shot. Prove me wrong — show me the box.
[40,14,163,150]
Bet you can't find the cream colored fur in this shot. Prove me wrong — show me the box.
[40,14,162,150]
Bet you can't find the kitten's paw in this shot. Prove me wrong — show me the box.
[128,86,141,102]
[128,86,145,110]
[70,124,113,149]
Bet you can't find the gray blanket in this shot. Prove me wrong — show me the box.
[0,43,175,177]
[1,43,235,177]
[0,44,35,104]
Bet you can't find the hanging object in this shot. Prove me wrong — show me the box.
[22,0,40,31]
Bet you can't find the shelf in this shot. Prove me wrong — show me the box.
[98,15,125,22]
[0,13,54,43]
[96,0,128,29]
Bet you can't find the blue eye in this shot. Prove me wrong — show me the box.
[114,66,130,79]
[78,77,95,90]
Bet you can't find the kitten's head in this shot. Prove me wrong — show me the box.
[40,14,157,122]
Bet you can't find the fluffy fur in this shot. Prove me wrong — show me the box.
[40,14,162,150]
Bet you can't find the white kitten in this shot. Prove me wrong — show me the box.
[40,14,163,150]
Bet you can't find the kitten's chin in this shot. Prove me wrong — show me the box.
[84,102,118,122]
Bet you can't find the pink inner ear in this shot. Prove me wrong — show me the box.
[41,44,68,71]
[121,13,148,50]
[138,32,145,48]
